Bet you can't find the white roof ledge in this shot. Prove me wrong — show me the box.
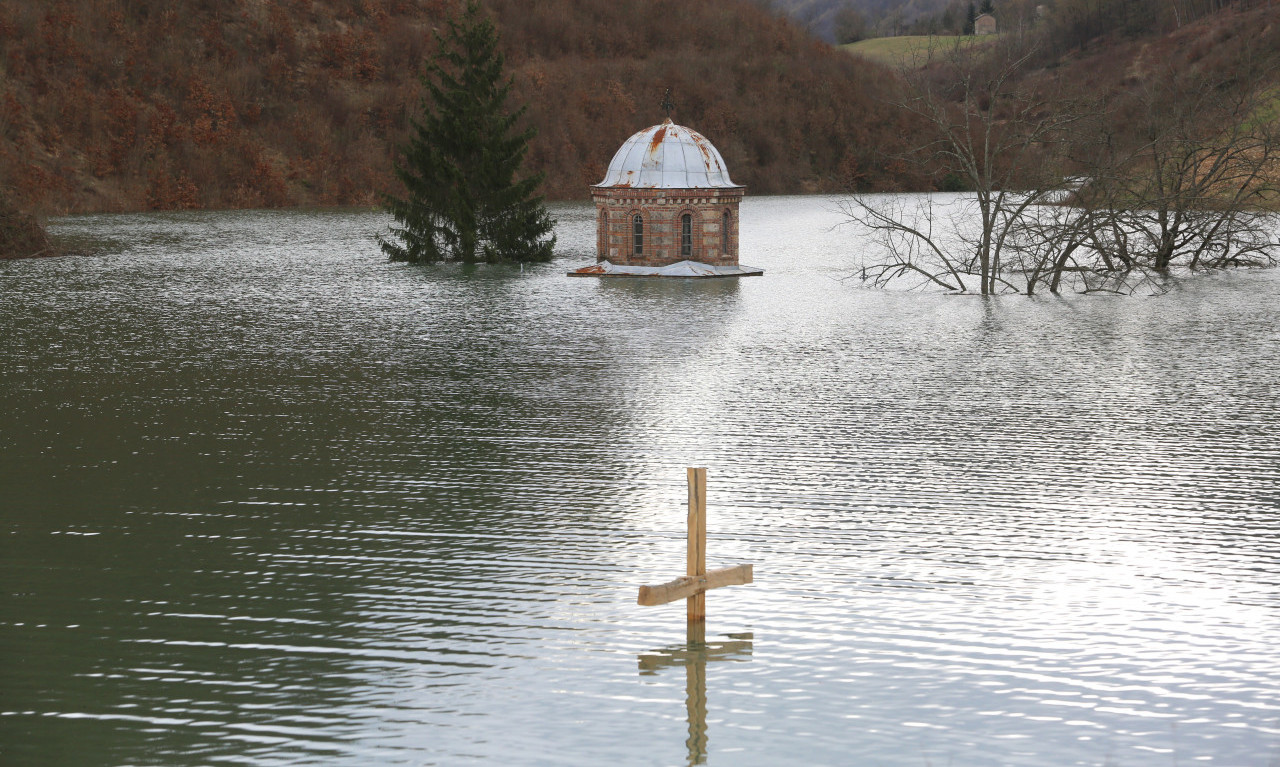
[568,260,763,278]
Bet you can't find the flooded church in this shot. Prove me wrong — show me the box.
[569,108,762,278]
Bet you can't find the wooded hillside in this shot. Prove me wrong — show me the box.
[1015,0,1280,166]
[0,0,923,214]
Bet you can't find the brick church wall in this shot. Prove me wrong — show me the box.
[591,186,745,267]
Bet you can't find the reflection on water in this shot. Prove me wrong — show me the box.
[1,198,1278,766]
[639,625,754,766]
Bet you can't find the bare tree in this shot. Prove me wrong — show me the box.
[842,37,1095,294]
[844,35,1280,295]
[1081,58,1280,278]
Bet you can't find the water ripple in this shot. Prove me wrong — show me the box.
[1,200,1278,766]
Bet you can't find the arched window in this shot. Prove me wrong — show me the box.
[722,210,732,254]
[680,214,693,258]
[633,213,643,256]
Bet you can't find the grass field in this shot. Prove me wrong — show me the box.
[841,35,984,69]
[1247,87,1280,129]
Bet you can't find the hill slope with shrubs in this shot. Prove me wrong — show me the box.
[1015,0,1280,187]
[0,0,925,214]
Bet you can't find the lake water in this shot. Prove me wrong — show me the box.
[3,196,1279,766]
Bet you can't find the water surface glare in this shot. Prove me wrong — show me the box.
[2,197,1279,766]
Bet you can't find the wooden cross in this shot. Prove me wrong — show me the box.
[638,468,754,623]
[638,624,753,765]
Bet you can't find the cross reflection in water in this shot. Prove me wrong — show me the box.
[638,624,754,766]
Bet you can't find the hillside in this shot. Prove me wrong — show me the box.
[0,0,926,215]
[836,1,1280,191]
[1021,1,1280,158]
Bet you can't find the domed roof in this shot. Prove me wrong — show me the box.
[597,119,739,189]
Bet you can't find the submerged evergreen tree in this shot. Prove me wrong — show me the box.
[380,0,555,264]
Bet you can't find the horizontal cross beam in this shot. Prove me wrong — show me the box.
[637,564,753,607]
[637,633,753,674]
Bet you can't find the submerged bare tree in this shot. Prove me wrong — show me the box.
[844,37,1280,295]
[1080,56,1280,280]
[842,37,1098,294]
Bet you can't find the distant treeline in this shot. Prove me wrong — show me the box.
[0,0,926,215]
[769,0,1278,45]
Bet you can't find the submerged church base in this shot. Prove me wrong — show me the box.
[568,260,764,278]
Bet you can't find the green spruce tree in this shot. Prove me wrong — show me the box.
[965,2,977,35]
[380,0,555,264]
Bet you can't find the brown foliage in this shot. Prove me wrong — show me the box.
[146,168,199,210]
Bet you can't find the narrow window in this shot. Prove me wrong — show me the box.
[633,213,643,256]
[599,209,608,259]
[681,214,692,258]
[722,210,732,254]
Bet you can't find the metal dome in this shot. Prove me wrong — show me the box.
[597,119,739,189]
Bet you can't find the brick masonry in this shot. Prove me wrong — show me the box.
[590,186,745,267]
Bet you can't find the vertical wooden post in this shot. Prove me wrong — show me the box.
[687,467,707,622]
[685,621,708,764]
